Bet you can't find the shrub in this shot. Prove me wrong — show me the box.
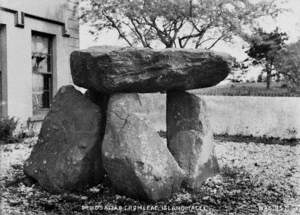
[0,117,18,143]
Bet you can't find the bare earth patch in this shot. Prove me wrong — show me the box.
[0,138,299,215]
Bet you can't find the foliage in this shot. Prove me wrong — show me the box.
[257,74,263,82]
[0,117,18,143]
[246,28,288,62]
[244,27,288,88]
[274,40,300,89]
[80,0,282,49]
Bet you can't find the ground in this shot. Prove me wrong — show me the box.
[0,138,299,215]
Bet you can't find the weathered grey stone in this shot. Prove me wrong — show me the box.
[167,91,219,189]
[102,93,184,201]
[71,46,232,93]
[24,85,107,193]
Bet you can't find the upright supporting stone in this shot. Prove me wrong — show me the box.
[102,93,184,201]
[24,86,108,193]
[167,91,219,189]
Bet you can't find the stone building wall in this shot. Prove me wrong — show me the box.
[0,0,79,126]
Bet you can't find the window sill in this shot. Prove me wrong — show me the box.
[29,111,48,122]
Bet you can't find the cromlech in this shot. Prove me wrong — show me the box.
[24,46,233,201]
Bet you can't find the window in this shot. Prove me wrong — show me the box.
[31,33,53,115]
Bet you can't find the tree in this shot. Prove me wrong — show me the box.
[274,40,300,89]
[79,0,282,49]
[245,28,288,89]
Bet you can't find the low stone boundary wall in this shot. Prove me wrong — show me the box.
[203,96,300,139]
[139,94,300,139]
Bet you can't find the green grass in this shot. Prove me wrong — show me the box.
[193,82,300,97]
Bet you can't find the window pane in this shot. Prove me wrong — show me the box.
[32,73,51,109]
[32,93,43,114]
[43,90,50,108]
[43,75,51,108]
[32,53,49,73]
[31,35,49,54]
[32,72,44,93]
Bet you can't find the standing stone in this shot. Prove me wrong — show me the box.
[167,91,219,189]
[24,85,107,193]
[71,46,232,93]
[102,93,184,201]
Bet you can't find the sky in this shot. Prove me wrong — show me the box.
[79,0,300,65]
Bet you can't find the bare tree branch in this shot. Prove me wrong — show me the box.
[207,35,224,49]
[195,38,216,48]
[143,16,173,47]
[178,24,210,48]
[104,14,133,47]
[128,18,151,48]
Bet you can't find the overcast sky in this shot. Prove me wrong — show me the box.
[79,0,300,61]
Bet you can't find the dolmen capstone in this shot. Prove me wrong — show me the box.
[24,46,233,201]
[70,46,231,93]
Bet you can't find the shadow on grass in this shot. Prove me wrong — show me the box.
[2,165,296,215]
[214,134,300,146]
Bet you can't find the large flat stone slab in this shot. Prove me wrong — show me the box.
[71,46,232,93]
[24,85,108,193]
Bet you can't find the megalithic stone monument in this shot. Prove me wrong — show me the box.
[24,46,233,201]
